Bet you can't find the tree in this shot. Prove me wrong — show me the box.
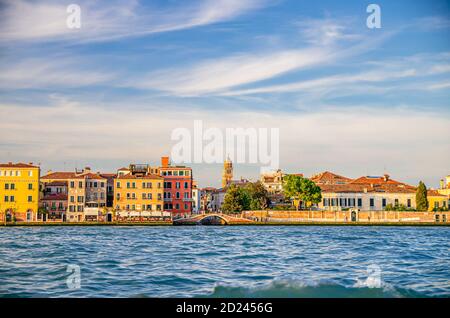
[244,181,270,210]
[416,181,428,211]
[283,175,322,210]
[222,185,250,214]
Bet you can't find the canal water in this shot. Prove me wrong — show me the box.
[0,226,449,297]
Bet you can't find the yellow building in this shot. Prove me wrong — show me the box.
[114,174,163,212]
[427,190,448,211]
[0,162,40,222]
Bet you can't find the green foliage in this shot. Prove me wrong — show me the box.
[416,181,428,211]
[222,182,271,213]
[222,184,251,214]
[283,175,322,209]
[244,181,270,210]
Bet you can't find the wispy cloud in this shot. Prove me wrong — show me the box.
[129,47,334,96]
[0,56,115,89]
[0,0,266,43]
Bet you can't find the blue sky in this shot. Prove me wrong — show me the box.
[0,0,449,188]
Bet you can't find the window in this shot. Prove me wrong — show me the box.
[179,171,184,176]
[157,205,161,211]
[176,182,180,189]
[132,182,136,189]
[148,193,152,200]
[382,198,386,208]
[184,203,188,210]
[184,182,188,189]
[28,183,33,190]
[116,193,120,200]
[407,199,411,208]
[175,203,180,210]
[158,193,162,200]
[70,196,75,203]
[4,184,9,190]
[127,182,130,189]
[10,196,14,202]
[4,196,8,202]
[116,182,121,188]
[370,198,375,207]
[93,182,98,188]
[78,181,83,188]
[101,182,105,188]
[70,181,75,188]
[184,192,189,199]
[394,199,399,206]
[10,184,15,190]
[28,170,33,177]
[142,193,147,199]
[323,198,328,206]
[357,198,362,207]
[176,192,180,199]
[434,201,439,208]
[28,196,32,202]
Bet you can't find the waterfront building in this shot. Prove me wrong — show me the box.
[113,168,163,213]
[0,162,40,222]
[316,174,418,211]
[99,173,116,207]
[41,167,107,222]
[427,190,448,211]
[200,187,216,212]
[222,157,233,188]
[192,181,200,214]
[159,157,193,217]
[40,181,68,221]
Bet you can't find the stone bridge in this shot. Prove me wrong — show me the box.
[173,213,254,225]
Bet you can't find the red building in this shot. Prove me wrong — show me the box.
[159,157,192,217]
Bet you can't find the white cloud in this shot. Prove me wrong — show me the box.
[0,0,265,43]
[130,47,334,96]
[0,57,115,89]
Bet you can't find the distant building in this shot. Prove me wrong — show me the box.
[260,170,303,207]
[113,170,163,213]
[316,173,418,211]
[192,181,200,214]
[0,162,40,222]
[41,167,107,222]
[40,181,68,221]
[427,190,448,211]
[159,157,193,217]
[222,157,233,188]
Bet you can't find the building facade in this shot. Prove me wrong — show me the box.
[114,174,163,212]
[41,167,107,222]
[0,162,40,222]
[159,157,193,217]
[316,174,418,212]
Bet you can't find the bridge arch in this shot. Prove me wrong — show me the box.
[198,214,229,225]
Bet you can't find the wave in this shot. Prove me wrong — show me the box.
[201,279,427,298]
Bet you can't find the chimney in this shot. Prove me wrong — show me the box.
[440,179,445,189]
[161,156,169,168]
[383,174,390,182]
[84,167,91,172]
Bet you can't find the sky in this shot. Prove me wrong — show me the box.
[0,0,449,188]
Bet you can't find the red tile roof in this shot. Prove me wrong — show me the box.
[428,190,447,197]
[310,171,352,185]
[0,162,39,168]
[42,172,77,180]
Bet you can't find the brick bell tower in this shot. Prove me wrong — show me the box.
[222,157,233,188]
